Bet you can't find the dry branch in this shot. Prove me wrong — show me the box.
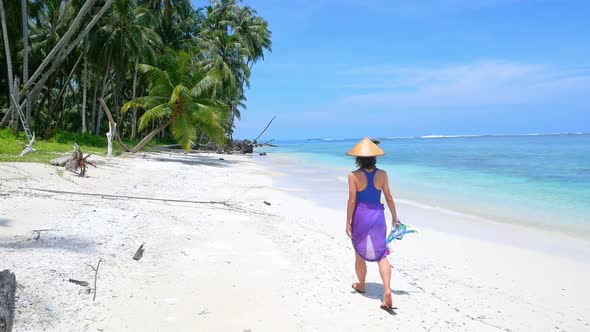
[254,116,276,143]
[86,258,102,302]
[19,187,231,206]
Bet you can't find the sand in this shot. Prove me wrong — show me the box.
[1,152,589,331]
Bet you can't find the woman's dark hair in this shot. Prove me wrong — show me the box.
[356,156,377,169]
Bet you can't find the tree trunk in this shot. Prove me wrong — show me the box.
[32,93,47,132]
[58,82,70,130]
[95,53,111,135]
[131,115,176,153]
[0,111,10,128]
[130,57,139,139]
[90,75,99,133]
[97,97,131,152]
[81,38,88,133]
[45,53,83,136]
[0,270,16,332]
[0,0,15,127]
[113,73,119,125]
[21,0,30,128]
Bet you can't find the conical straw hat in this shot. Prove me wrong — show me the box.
[346,137,384,157]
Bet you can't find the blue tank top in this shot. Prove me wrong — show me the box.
[356,168,381,204]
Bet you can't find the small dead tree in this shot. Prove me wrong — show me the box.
[65,144,96,177]
[86,258,102,301]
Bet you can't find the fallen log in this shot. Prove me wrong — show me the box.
[0,270,16,332]
[49,155,72,167]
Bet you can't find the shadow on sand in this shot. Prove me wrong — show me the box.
[352,282,416,315]
[144,153,243,168]
[0,218,12,227]
[0,234,96,253]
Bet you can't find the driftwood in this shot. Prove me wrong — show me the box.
[16,133,36,157]
[133,244,145,261]
[0,270,16,332]
[86,259,102,301]
[264,201,271,206]
[49,155,72,167]
[68,279,89,287]
[32,229,54,241]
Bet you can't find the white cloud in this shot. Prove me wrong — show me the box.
[340,61,590,107]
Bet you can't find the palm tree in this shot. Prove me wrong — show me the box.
[234,6,271,65]
[227,5,271,136]
[198,1,271,139]
[144,0,194,48]
[90,0,162,130]
[121,49,227,152]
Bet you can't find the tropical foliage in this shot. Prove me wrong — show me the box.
[0,0,271,151]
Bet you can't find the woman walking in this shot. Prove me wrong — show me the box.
[345,138,400,310]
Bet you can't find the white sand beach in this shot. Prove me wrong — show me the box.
[1,153,590,331]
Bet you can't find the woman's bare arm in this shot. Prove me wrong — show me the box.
[346,173,357,238]
[381,171,400,225]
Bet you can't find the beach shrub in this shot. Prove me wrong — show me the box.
[52,131,107,147]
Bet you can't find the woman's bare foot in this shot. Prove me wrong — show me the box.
[380,290,393,309]
[351,282,366,293]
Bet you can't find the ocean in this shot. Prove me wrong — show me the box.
[263,134,590,239]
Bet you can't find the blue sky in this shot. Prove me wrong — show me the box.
[196,0,590,140]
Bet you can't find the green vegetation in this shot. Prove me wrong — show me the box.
[0,0,271,159]
[0,128,172,163]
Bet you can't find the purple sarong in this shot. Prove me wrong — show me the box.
[351,202,387,262]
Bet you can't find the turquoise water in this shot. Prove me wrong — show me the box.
[267,134,590,238]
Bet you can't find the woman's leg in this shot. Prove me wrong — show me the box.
[353,251,367,292]
[378,257,393,307]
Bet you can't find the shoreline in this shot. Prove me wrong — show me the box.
[265,150,590,250]
[1,152,590,331]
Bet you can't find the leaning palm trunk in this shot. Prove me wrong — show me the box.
[24,0,98,91]
[95,52,112,135]
[130,57,139,139]
[90,76,99,133]
[131,116,177,153]
[0,0,15,128]
[45,53,83,136]
[19,0,114,113]
[21,0,29,127]
[81,38,88,133]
